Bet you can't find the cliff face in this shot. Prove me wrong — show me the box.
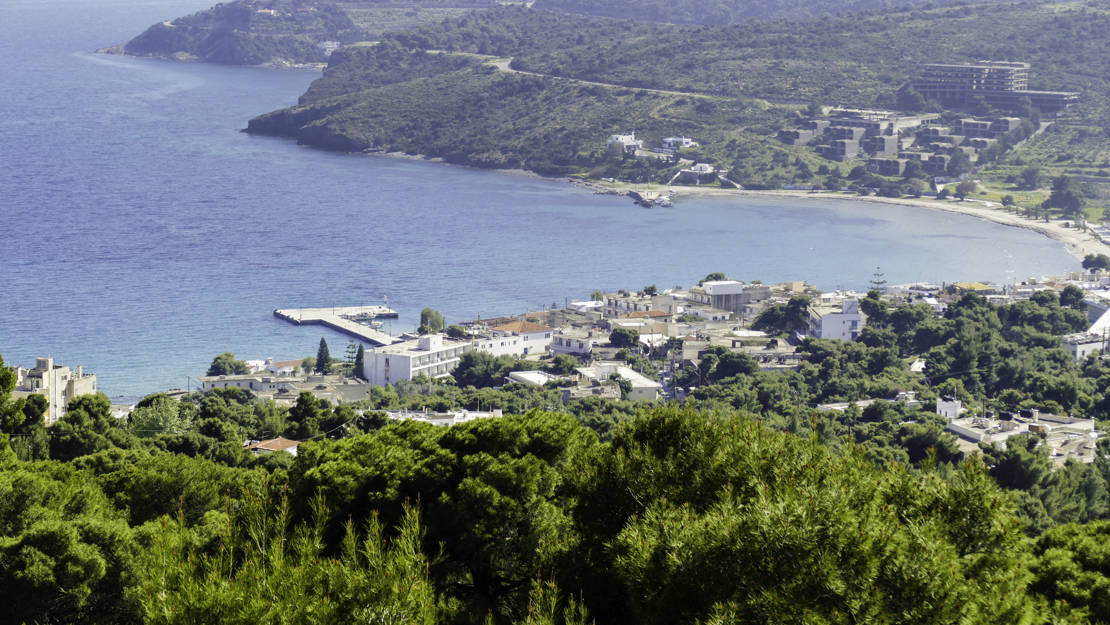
[122,0,360,66]
[246,102,365,153]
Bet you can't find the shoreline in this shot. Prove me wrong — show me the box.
[96,51,1101,263]
[93,46,327,71]
[574,180,1108,263]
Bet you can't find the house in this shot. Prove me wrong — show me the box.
[486,320,553,356]
[677,163,718,184]
[362,334,472,386]
[826,126,867,141]
[506,370,560,387]
[622,309,672,322]
[956,118,993,137]
[549,329,605,357]
[385,409,504,427]
[12,357,98,425]
[247,437,300,457]
[576,362,661,402]
[660,136,699,153]
[817,139,859,161]
[264,358,302,376]
[807,299,866,341]
[866,158,907,176]
[689,280,771,315]
[862,135,900,156]
[199,374,302,394]
[777,129,814,146]
[1062,333,1105,360]
[607,133,643,157]
[925,153,950,174]
[604,293,654,317]
[966,137,997,150]
[936,396,963,420]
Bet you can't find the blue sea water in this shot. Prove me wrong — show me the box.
[0,0,1079,398]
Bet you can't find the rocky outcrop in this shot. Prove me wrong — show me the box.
[245,102,368,153]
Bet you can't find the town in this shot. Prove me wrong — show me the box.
[14,261,1110,465]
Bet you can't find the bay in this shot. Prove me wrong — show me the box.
[0,0,1078,398]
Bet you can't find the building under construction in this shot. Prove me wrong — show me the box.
[911,61,1079,112]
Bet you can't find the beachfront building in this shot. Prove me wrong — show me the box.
[471,320,554,357]
[362,334,472,386]
[13,357,98,425]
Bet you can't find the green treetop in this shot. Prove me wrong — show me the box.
[206,352,248,376]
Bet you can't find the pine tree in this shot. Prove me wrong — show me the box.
[315,338,330,374]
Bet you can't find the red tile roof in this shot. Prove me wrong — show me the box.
[248,437,300,452]
[492,320,552,334]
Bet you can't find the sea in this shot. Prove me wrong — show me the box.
[0,0,1079,399]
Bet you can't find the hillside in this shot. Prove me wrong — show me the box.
[249,48,792,176]
[122,0,362,65]
[248,1,1110,201]
[531,0,1008,25]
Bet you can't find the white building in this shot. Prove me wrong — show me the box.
[808,299,866,341]
[945,410,1104,465]
[266,358,303,376]
[604,293,654,318]
[549,329,605,357]
[1063,333,1107,360]
[199,374,301,394]
[936,396,963,420]
[362,334,472,386]
[576,362,661,402]
[471,320,553,357]
[660,136,698,151]
[13,357,98,425]
[607,132,643,157]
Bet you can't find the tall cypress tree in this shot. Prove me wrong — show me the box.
[353,344,365,379]
[315,338,330,374]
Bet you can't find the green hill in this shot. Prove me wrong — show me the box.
[123,0,362,65]
[248,2,1110,194]
[531,0,1008,25]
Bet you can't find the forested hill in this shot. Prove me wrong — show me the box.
[531,0,1007,25]
[122,0,362,65]
[247,1,1110,186]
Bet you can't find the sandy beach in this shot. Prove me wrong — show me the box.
[575,180,1109,262]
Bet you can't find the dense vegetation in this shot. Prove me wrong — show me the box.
[123,0,362,65]
[7,285,1110,621]
[250,50,790,175]
[531,0,1009,25]
[233,1,1108,203]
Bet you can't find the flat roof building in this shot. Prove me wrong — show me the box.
[362,334,472,386]
[911,61,1078,112]
[13,357,98,425]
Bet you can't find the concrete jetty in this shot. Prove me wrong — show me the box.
[274,305,400,346]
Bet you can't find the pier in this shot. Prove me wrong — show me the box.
[274,305,400,346]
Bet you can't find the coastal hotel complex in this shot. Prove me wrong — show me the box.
[911,61,1079,112]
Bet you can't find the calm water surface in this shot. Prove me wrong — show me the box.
[0,0,1078,397]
